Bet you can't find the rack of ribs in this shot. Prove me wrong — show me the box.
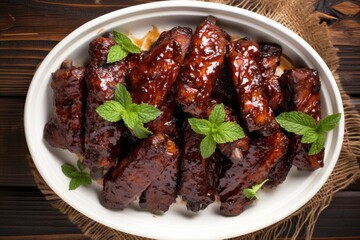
[125,27,192,213]
[43,61,86,155]
[218,131,289,216]
[176,16,230,116]
[227,38,279,136]
[102,134,179,209]
[129,26,192,107]
[139,87,182,213]
[83,36,144,178]
[278,68,323,170]
[178,120,223,212]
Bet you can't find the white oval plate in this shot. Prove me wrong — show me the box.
[24,2,344,240]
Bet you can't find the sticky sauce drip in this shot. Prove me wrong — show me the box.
[131,26,160,51]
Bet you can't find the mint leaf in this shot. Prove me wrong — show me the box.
[309,134,326,155]
[77,159,84,171]
[114,84,132,108]
[200,135,217,159]
[316,113,341,134]
[209,104,225,124]
[276,111,341,156]
[188,118,212,135]
[215,121,245,143]
[61,164,76,178]
[122,111,141,130]
[131,123,153,139]
[96,83,161,139]
[301,129,319,144]
[276,111,316,135]
[96,100,124,122]
[243,179,268,200]
[61,160,92,191]
[107,45,128,64]
[188,104,245,158]
[69,178,82,191]
[135,103,162,123]
[68,173,91,190]
[113,31,141,53]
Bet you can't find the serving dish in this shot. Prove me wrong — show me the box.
[24,1,344,239]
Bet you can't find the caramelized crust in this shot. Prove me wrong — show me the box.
[84,37,143,174]
[178,121,223,212]
[211,66,238,109]
[139,87,181,213]
[278,68,323,170]
[145,86,181,142]
[176,16,230,116]
[227,39,279,136]
[103,134,179,209]
[129,27,192,107]
[44,63,86,154]
[138,152,180,213]
[218,131,289,216]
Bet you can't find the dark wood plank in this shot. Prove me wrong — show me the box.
[313,191,360,237]
[0,235,88,240]
[0,97,34,187]
[0,187,84,237]
[337,46,360,95]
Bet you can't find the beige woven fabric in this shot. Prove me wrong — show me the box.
[30,0,360,239]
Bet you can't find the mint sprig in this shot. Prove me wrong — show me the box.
[188,104,245,159]
[96,83,161,139]
[276,111,341,155]
[107,31,141,64]
[243,179,268,200]
[61,160,92,190]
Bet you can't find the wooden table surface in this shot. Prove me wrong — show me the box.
[0,0,359,239]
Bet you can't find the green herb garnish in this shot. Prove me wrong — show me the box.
[107,31,141,64]
[188,104,245,159]
[61,159,92,190]
[276,111,341,155]
[96,83,161,139]
[243,179,268,200]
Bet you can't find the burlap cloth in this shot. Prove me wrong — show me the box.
[30,0,360,239]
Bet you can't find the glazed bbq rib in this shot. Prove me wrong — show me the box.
[138,149,180,213]
[103,134,179,209]
[128,26,192,107]
[176,16,230,116]
[211,66,238,109]
[266,154,293,188]
[44,62,86,154]
[83,36,144,175]
[178,120,223,212]
[218,131,289,216]
[145,86,181,143]
[259,43,284,111]
[125,27,192,212]
[139,87,181,213]
[227,38,278,136]
[278,68,323,170]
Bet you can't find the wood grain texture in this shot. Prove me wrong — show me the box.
[0,0,359,239]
